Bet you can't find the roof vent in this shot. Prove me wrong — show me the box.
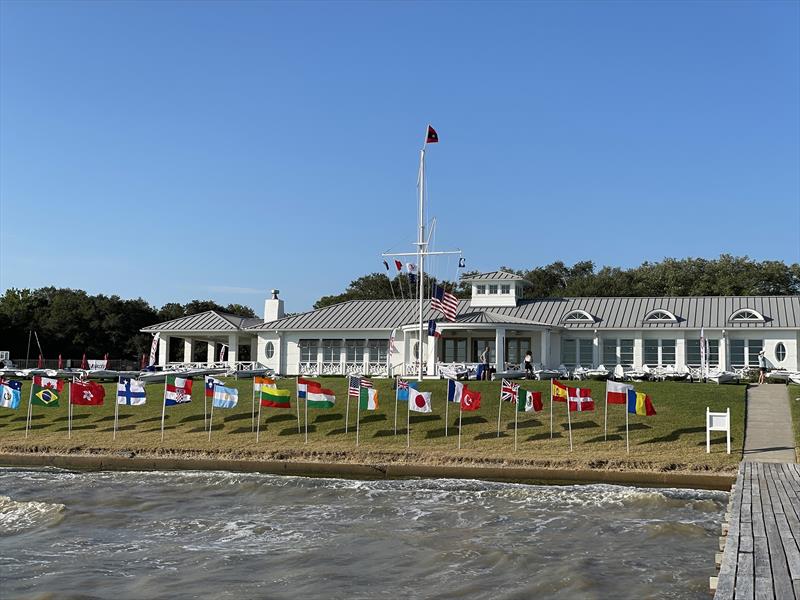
[271,289,280,300]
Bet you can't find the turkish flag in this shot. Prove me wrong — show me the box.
[70,381,106,405]
[460,386,481,411]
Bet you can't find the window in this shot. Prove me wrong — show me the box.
[345,339,364,362]
[644,339,659,366]
[367,339,387,363]
[500,284,511,294]
[488,285,498,294]
[476,285,486,295]
[506,338,531,365]
[265,341,274,359]
[643,309,678,323]
[443,338,467,362]
[602,338,633,366]
[560,338,593,368]
[561,339,576,367]
[661,339,676,366]
[620,339,634,366]
[602,338,618,365]
[579,339,593,367]
[643,339,677,366]
[321,339,341,362]
[776,343,787,362]
[562,310,595,324]
[729,309,765,323]
[729,339,763,368]
[687,339,720,367]
[299,339,318,362]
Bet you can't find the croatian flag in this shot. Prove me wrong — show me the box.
[165,376,192,405]
[117,378,146,406]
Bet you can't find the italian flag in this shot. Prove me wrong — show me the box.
[306,384,335,409]
[518,389,543,413]
[260,387,291,408]
[359,387,378,410]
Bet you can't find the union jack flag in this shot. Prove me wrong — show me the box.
[431,284,458,322]
[347,375,361,398]
[397,379,409,391]
[500,379,519,403]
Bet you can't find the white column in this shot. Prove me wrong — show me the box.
[158,335,170,367]
[495,327,506,373]
[426,335,437,376]
[633,331,644,368]
[206,341,215,364]
[592,330,599,368]
[183,338,193,363]
[317,339,324,373]
[340,338,347,374]
[227,333,239,368]
[676,333,686,370]
[540,329,550,367]
[719,331,728,371]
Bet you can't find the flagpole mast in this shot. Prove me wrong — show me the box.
[304,391,309,445]
[406,388,411,449]
[114,376,120,441]
[417,128,427,383]
[356,386,361,447]
[208,400,214,442]
[394,376,399,435]
[567,391,573,452]
[251,379,256,433]
[514,400,519,452]
[457,403,463,449]
[626,399,630,454]
[604,387,608,441]
[160,378,167,442]
[549,381,553,439]
[445,390,449,437]
[295,376,301,433]
[25,380,33,438]
[496,389,503,437]
[256,388,263,443]
[68,377,72,440]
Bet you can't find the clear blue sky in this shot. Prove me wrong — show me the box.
[1,0,798,316]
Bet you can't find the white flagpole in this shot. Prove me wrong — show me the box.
[203,380,208,431]
[25,382,33,438]
[445,392,450,437]
[295,377,301,433]
[406,389,411,448]
[514,400,519,452]
[256,392,262,443]
[549,381,554,438]
[604,387,608,441]
[356,389,361,447]
[567,392,573,452]
[458,403,463,449]
[496,389,503,437]
[345,384,350,434]
[417,138,426,383]
[251,379,256,432]
[113,376,120,441]
[626,400,630,454]
[304,393,309,444]
[68,377,72,440]
[394,378,399,435]
[208,400,214,442]
[160,378,167,442]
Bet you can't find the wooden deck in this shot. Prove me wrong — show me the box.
[714,462,800,599]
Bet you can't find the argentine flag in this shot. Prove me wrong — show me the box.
[212,385,239,409]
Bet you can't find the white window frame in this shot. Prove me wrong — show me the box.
[500,284,511,294]
[488,284,498,295]
[561,309,596,324]
[643,309,678,323]
[476,285,486,295]
[728,308,766,323]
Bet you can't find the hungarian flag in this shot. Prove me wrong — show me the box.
[31,376,64,407]
[568,387,594,412]
[426,125,438,144]
[70,380,106,405]
[408,389,432,413]
[606,380,632,405]
[551,379,569,403]
[297,377,316,399]
[460,386,481,411]
[627,389,656,416]
[306,383,335,409]
[360,387,379,410]
[518,389,543,413]
[260,387,291,409]
[165,375,192,405]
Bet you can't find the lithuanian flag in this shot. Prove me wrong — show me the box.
[259,387,291,409]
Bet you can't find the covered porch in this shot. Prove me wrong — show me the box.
[156,332,260,370]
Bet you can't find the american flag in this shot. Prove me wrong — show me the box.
[500,379,519,403]
[431,284,459,322]
[347,375,361,398]
[361,377,373,388]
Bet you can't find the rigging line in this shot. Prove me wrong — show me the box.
[380,258,396,301]
[33,330,44,359]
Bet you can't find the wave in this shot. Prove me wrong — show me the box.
[0,495,65,535]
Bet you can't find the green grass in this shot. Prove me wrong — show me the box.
[789,384,800,461]
[0,378,746,472]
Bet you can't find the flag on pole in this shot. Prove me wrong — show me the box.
[383,259,390,270]
[408,389,432,413]
[627,389,656,416]
[460,386,481,411]
[212,385,239,409]
[427,319,441,338]
[306,383,336,408]
[347,375,362,399]
[0,380,22,409]
[396,379,418,401]
[260,387,291,408]
[165,376,192,405]
[359,387,379,410]
[117,378,146,406]
[426,125,439,144]
[447,379,464,403]
[297,377,315,399]
[148,333,160,367]
[394,259,403,272]
[606,380,632,404]
[205,376,223,399]
[518,389,543,412]
[501,379,519,403]
[551,380,569,402]
[70,380,106,405]
[431,284,458,322]
[254,376,276,392]
[31,376,64,407]
[568,387,594,412]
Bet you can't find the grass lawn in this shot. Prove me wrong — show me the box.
[0,378,746,473]
[789,384,800,461]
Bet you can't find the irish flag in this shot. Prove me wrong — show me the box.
[359,387,378,410]
[260,387,291,409]
[306,384,335,408]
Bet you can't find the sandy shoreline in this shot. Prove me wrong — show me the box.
[0,448,736,490]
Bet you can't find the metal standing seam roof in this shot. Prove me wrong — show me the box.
[141,310,263,333]
[461,270,528,282]
[249,296,800,332]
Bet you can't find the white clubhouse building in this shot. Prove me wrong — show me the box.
[142,271,800,377]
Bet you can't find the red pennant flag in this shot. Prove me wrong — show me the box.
[70,380,106,405]
[37,354,43,368]
[80,353,87,370]
[394,259,403,272]
[57,354,63,369]
[426,125,438,144]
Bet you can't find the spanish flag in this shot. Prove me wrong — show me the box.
[627,389,656,416]
[551,379,569,403]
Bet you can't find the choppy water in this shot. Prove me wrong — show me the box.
[0,468,726,599]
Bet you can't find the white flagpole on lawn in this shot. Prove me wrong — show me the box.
[113,376,120,441]
[394,377,399,435]
[256,392,263,443]
[68,377,73,439]
[514,400,519,452]
[251,379,256,432]
[208,399,215,442]
[406,389,411,448]
[549,381,554,438]
[625,399,630,454]
[304,392,309,445]
[604,386,608,441]
[345,381,350,434]
[566,391,573,452]
[356,387,361,447]
[25,380,33,438]
[457,402,463,450]
[160,378,168,442]
[496,390,503,437]
[203,378,208,432]
[445,392,450,437]
[295,377,301,433]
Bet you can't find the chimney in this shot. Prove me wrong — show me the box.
[264,289,285,322]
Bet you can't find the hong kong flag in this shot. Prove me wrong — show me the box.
[460,386,481,411]
[70,380,106,405]
[426,125,438,144]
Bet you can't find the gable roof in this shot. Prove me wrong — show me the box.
[141,310,262,333]
[461,270,528,283]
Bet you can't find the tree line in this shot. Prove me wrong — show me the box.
[314,255,800,308]
[0,287,255,360]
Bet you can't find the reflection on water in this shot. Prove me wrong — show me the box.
[0,468,726,599]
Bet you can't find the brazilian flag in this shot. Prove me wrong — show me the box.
[31,381,61,407]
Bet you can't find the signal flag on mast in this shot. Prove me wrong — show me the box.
[426,125,438,144]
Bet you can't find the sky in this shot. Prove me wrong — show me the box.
[1,0,799,316]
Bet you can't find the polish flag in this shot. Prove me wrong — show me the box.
[606,380,632,405]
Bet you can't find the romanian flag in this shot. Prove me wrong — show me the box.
[551,380,569,403]
[627,389,656,416]
[260,387,291,409]
[31,376,64,407]
[359,387,379,410]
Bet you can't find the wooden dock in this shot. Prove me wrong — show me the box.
[714,462,800,599]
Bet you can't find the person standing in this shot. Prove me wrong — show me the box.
[524,350,534,379]
[758,350,767,384]
[480,345,491,381]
